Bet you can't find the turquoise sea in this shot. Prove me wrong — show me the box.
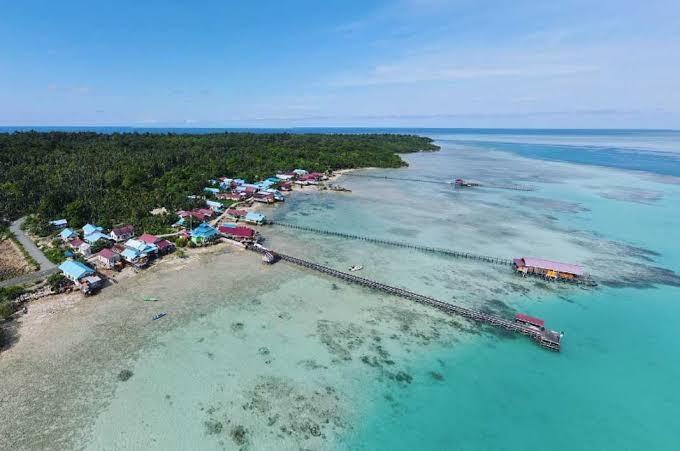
[1,129,679,450]
[343,133,680,450]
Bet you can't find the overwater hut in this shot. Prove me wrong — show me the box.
[514,313,545,329]
[513,257,584,281]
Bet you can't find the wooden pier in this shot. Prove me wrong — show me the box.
[343,173,535,192]
[248,245,562,351]
[268,221,513,266]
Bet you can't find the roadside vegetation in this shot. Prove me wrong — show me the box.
[0,225,39,281]
[0,132,438,231]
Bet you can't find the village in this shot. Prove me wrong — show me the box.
[41,169,331,295]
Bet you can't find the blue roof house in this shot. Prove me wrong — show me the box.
[84,231,111,244]
[125,238,158,255]
[82,223,103,235]
[245,212,266,225]
[59,260,95,282]
[190,223,219,244]
[206,200,224,212]
[59,228,78,241]
[204,187,220,195]
[49,219,68,229]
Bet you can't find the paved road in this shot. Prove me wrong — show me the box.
[0,267,59,288]
[9,217,56,270]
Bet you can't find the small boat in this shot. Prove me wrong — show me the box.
[349,265,363,272]
[144,297,159,302]
[152,312,167,321]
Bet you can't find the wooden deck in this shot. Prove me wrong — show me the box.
[248,245,562,351]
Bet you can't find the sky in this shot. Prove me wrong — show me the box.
[1,0,679,128]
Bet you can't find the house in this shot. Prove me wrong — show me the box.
[203,187,220,195]
[513,257,584,281]
[59,260,95,282]
[232,179,246,186]
[293,169,308,176]
[206,200,224,213]
[120,247,147,267]
[59,228,78,241]
[219,178,234,190]
[155,239,175,254]
[279,181,293,191]
[244,212,266,225]
[253,192,275,204]
[49,219,68,229]
[82,223,103,236]
[265,189,285,201]
[58,260,103,293]
[139,233,175,255]
[219,225,256,242]
[275,173,294,181]
[125,238,158,256]
[95,248,121,269]
[190,223,219,244]
[84,231,111,245]
[243,184,260,194]
[227,209,247,219]
[82,223,110,244]
[68,238,92,257]
[110,225,135,242]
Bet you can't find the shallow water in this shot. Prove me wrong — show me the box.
[1,130,679,450]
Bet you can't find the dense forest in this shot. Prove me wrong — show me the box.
[0,132,438,230]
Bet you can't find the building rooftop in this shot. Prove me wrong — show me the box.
[59,260,95,280]
[517,257,584,276]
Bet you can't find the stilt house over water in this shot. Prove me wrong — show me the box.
[513,257,584,281]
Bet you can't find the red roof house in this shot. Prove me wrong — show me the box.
[139,233,160,244]
[96,248,121,268]
[219,225,255,241]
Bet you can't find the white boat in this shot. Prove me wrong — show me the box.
[349,265,363,272]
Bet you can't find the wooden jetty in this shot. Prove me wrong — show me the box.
[247,244,563,351]
[268,221,513,266]
[344,173,535,192]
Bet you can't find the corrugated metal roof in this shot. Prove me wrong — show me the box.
[515,313,545,327]
[518,257,584,276]
[59,260,94,280]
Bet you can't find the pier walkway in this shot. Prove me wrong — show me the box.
[268,221,513,266]
[248,245,562,351]
[343,173,535,191]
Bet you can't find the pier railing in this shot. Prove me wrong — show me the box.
[268,221,513,266]
[247,245,561,351]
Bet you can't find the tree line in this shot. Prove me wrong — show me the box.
[0,132,438,230]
